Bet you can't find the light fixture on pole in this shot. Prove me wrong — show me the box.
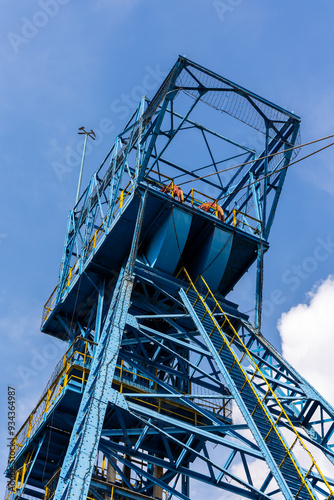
[75,126,96,205]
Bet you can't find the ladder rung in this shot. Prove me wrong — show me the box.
[249,367,259,383]
[208,326,216,337]
[238,351,247,365]
[220,318,227,329]
[261,388,270,402]
[218,341,226,355]
[250,401,260,417]
[264,425,274,442]
[289,437,298,452]
[188,276,330,500]
[304,463,314,479]
[240,377,250,393]
[228,359,237,374]
[275,410,283,427]
[294,480,308,500]
[278,449,291,469]
[201,310,208,321]
[228,334,236,346]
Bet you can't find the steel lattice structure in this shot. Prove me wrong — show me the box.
[5,56,334,500]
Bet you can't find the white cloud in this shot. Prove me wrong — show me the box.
[278,278,334,483]
[278,275,334,405]
[228,459,276,500]
[212,403,282,500]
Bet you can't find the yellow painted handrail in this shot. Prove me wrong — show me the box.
[232,208,262,232]
[181,267,333,500]
[9,334,231,468]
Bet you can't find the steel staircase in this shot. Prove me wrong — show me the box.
[179,269,333,500]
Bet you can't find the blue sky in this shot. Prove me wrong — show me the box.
[2,0,334,494]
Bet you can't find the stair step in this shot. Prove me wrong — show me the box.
[239,396,257,406]
[294,490,311,500]
[270,450,286,460]
[254,420,273,432]
[253,420,272,431]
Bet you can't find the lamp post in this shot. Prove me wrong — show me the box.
[75,126,96,205]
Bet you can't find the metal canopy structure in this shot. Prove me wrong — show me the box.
[5,56,334,500]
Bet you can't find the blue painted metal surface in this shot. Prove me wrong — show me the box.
[185,226,234,293]
[144,207,192,274]
[55,275,132,500]
[7,57,334,500]
[179,286,312,500]
[6,263,334,500]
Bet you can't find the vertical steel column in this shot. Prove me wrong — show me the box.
[54,190,148,500]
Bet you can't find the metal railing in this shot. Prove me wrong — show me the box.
[9,337,95,462]
[231,208,262,233]
[44,464,169,500]
[41,182,134,326]
[181,267,334,500]
[42,173,262,328]
[149,173,264,234]
[9,338,231,469]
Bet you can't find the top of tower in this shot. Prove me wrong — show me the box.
[41,56,301,339]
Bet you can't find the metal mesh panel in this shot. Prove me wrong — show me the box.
[176,64,300,145]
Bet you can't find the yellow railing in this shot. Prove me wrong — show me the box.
[6,449,34,499]
[45,468,168,500]
[8,330,231,499]
[186,188,214,208]
[42,174,263,327]
[9,338,95,462]
[9,336,231,471]
[42,170,265,328]
[231,208,262,232]
[150,173,262,233]
[42,181,134,325]
[193,395,231,417]
[114,366,232,421]
[149,172,223,215]
[44,468,61,500]
[92,462,169,500]
[149,170,176,189]
[181,267,333,500]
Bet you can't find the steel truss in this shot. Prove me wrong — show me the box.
[6,57,334,500]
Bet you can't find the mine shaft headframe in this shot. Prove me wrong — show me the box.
[53,56,300,320]
[136,55,301,240]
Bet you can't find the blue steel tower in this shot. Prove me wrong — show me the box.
[5,57,334,500]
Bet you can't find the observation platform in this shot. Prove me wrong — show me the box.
[42,180,267,340]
